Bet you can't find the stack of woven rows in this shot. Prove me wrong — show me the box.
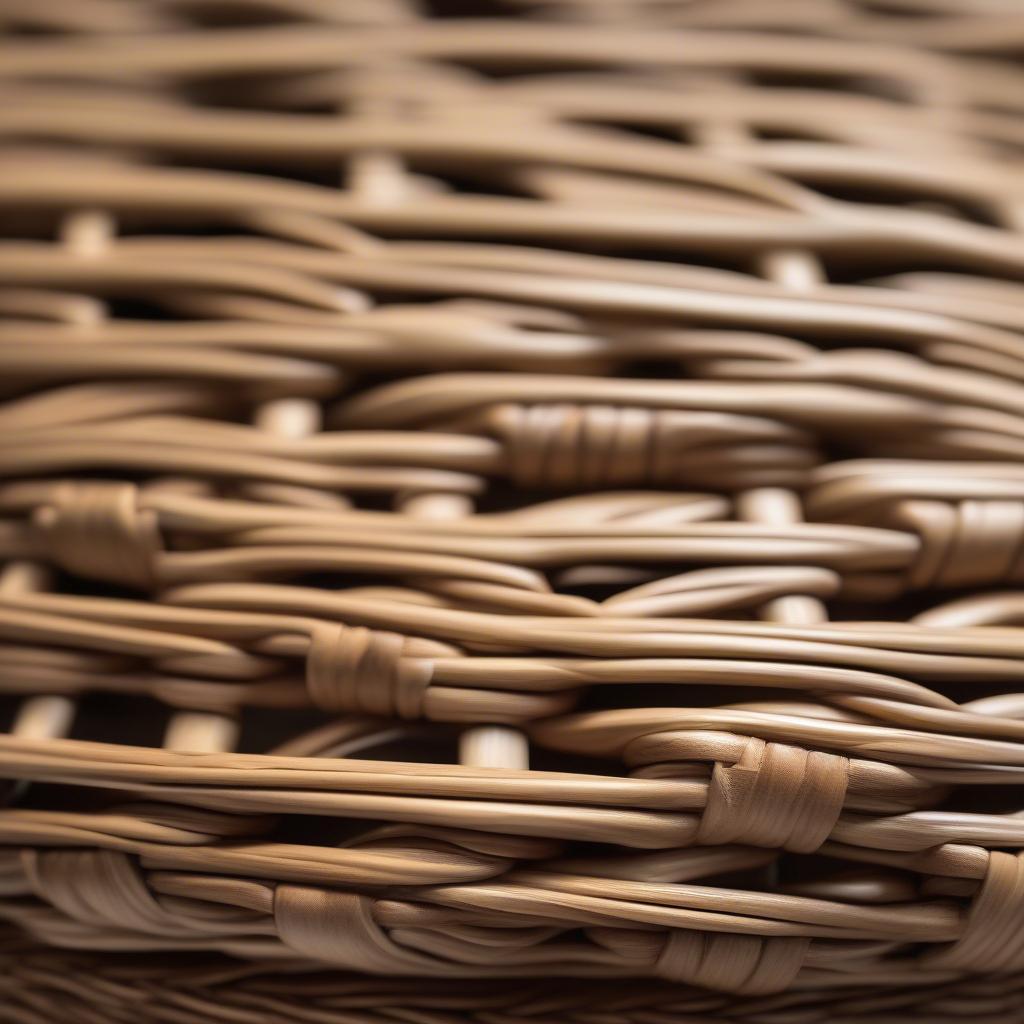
[3,0,1024,1019]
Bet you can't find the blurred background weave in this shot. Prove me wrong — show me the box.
[3,1,1024,1020]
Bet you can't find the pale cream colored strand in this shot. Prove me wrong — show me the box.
[460,725,530,771]
[5,207,116,755]
[728,250,837,896]
[343,68,524,768]
[363,64,530,760]
[344,74,416,208]
[744,247,830,628]
[3,563,73,745]
[161,396,320,750]
[397,469,530,770]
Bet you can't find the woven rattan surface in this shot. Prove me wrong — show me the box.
[5,929,1024,1024]
[3,0,1024,1016]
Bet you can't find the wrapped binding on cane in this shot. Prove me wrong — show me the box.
[3,0,1024,1019]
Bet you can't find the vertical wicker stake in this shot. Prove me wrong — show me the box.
[4,563,72,745]
[5,208,116,758]
[168,398,324,754]
[741,227,830,892]
[739,248,830,628]
[342,59,534,769]
[162,707,239,755]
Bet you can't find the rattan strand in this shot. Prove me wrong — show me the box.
[6,925,1024,1024]
[3,0,1024,1016]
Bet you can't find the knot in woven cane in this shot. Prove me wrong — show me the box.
[275,885,435,972]
[697,738,848,853]
[306,623,433,719]
[927,851,1024,973]
[492,403,680,490]
[656,931,809,995]
[33,482,161,590]
[490,403,811,490]
[898,500,1024,590]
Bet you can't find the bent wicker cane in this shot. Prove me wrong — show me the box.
[3,0,1024,1018]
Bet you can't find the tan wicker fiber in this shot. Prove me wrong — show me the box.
[4,0,1024,1018]
[4,928,1024,1024]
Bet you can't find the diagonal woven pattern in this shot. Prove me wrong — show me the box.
[3,0,1024,1015]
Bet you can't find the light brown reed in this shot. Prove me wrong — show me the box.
[3,0,1024,1016]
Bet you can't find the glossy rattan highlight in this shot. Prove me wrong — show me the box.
[3,0,1024,1016]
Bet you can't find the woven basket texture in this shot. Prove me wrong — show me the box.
[3,0,1024,1019]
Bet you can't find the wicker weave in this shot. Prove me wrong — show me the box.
[5,929,1024,1024]
[3,0,1024,1016]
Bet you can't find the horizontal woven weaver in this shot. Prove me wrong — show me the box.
[3,0,1024,1018]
